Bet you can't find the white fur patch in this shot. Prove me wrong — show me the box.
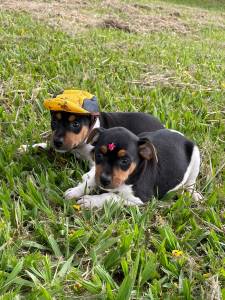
[168,145,201,199]
[74,143,94,164]
[77,193,121,208]
[93,184,144,208]
[114,184,144,205]
[168,129,184,136]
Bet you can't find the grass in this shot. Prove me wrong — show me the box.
[162,0,225,10]
[0,0,225,298]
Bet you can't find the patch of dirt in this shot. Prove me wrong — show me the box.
[100,19,132,33]
[0,0,224,35]
[0,0,100,34]
[128,68,222,92]
[0,0,187,34]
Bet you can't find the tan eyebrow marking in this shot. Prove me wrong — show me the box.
[100,145,107,154]
[117,149,127,157]
[68,115,76,122]
[56,112,62,120]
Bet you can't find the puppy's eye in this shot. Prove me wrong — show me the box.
[119,158,131,169]
[71,121,80,130]
[51,120,57,130]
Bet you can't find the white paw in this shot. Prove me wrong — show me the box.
[32,143,48,150]
[64,186,85,200]
[192,191,203,201]
[18,145,28,153]
[18,143,48,153]
[77,195,105,208]
[77,193,118,208]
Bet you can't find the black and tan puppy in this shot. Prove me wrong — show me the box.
[50,111,164,162]
[72,127,202,207]
[22,112,164,161]
[19,90,164,199]
[59,112,164,199]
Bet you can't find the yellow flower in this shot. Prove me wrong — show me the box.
[73,282,82,291]
[73,204,81,211]
[221,82,225,89]
[203,273,211,278]
[172,250,183,257]
[69,230,76,236]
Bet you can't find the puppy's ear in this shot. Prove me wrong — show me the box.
[138,139,158,162]
[87,127,104,145]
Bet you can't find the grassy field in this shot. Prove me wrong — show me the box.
[0,0,225,299]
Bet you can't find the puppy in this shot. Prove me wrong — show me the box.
[63,112,165,199]
[73,127,202,208]
[19,89,164,199]
[23,90,163,163]
[50,111,164,162]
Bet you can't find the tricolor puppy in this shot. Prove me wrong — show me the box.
[18,90,164,198]
[26,90,164,167]
[49,111,164,164]
[40,90,165,200]
[74,127,202,208]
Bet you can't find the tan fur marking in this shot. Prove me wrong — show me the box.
[117,149,126,157]
[63,126,89,149]
[112,162,136,187]
[139,143,158,162]
[68,115,76,122]
[100,145,107,154]
[95,164,103,185]
[56,112,62,120]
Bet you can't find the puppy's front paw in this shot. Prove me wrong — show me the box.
[77,195,104,208]
[192,191,203,201]
[18,145,28,153]
[18,143,48,153]
[77,193,119,208]
[64,186,85,200]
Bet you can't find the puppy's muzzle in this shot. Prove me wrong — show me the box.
[53,137,64,149]
[100,173,112,187]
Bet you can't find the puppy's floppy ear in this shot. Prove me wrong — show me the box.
[138,138,158,162]
[87,127,104,145]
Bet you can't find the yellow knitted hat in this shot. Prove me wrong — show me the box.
[44,90,99,114]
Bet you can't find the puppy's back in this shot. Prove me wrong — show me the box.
[139,129,197,198]
[100,112,164,135]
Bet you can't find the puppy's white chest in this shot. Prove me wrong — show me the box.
[73,143,94,163]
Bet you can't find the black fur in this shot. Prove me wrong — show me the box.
[99,112,164,134]
[50,111,164,151]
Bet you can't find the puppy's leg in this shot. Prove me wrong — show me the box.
[184,146,203,201]
[77,192,121,208]
[77,185,144,208]
[117,184,144,206]
[64,166,96,200]
[18,143,48,153]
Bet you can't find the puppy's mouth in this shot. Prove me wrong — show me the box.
[99,186,119,192]
[53,144,75,152]
[51,139,79,152]
[54,149,68,153]
[96,178,122,191]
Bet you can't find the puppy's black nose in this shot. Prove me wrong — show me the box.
[53,137,63,148]
[100,173,111,187]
